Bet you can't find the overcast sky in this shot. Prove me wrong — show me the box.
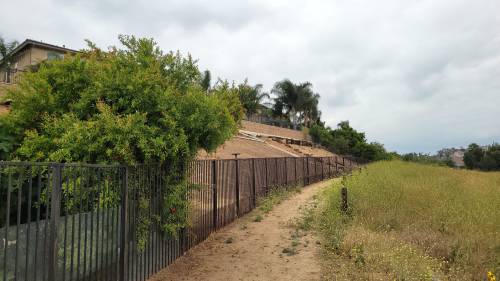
[2,0,499,153]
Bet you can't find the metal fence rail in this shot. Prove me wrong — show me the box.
[0,156,355,281]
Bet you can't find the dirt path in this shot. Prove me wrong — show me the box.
[149,180,334,281]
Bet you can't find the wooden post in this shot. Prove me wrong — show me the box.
[341,187,348,213]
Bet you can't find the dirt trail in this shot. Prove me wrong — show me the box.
[149,180,334,281]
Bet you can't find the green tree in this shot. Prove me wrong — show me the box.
[463,143,484,169]
[0,35,241,163]
[310,121,390,161]
[200,70,211,92]
[0,36,19,83]
[271,79,320,128]
[237,80,270,117]
[0,35,243,247]
[478,144,500,171]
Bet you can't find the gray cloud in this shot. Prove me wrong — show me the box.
[1,0,499,153]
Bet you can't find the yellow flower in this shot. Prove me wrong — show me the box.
[488,271,497,281]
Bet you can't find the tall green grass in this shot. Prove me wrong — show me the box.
[317,161,500,280]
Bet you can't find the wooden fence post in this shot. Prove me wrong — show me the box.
[48,163,62,281]
[212,160,218,230]
[119,166,129,281]
[341,187,348,213]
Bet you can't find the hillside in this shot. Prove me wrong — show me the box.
[198,120,335,159]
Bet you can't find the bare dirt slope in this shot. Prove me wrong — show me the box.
[149,180,334,281]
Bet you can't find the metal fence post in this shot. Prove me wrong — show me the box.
[275,158,278,186]
[235,159,240,217]
[264,158,269,194]
[321,158,325,180]
[327,157,331,178]
[294,157,298,185]
[306,157,310,185]
[284,158,288,187]
[252,158,256,208]
[314,158,318,183]
[212,160,218,230]
[119,166,129,281]
[48,163,62,281]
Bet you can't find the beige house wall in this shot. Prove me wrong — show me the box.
[1,45,69,83]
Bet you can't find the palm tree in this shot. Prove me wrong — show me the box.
[200,70,211,92]
[0,36,19,83]
[271,79,321,129]
[238,80,270,117]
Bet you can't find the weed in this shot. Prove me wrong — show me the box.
[282,247,298,256]
[254,215,263,222]
[225,237,234,244]
[257,186,300,214]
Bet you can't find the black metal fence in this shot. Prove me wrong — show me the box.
[0,156,355,281]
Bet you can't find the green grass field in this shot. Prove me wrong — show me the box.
[315,161,500,281]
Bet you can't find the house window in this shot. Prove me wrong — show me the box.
[47,51,64,61]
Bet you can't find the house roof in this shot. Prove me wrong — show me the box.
[1,39,78,65]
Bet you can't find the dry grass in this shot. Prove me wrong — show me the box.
[257,186,301,214]
[315,161,500,281]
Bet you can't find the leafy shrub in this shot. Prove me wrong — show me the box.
[0,35,243,249]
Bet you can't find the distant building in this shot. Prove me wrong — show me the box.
[0,39,77,113]
[437,147,465,167]
[451,150,465,167]
[0,39,77,84]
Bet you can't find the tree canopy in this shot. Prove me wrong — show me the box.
[463,143,500,171]
[310,121,392,161]
[236,80,269,117]
[0,36,19,65]
[271,79,321,128]
[0,35,242,164]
